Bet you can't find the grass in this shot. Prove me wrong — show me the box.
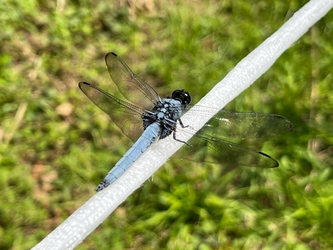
[1,0,333,249]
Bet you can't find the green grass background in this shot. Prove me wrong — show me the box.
[1,0,333,249]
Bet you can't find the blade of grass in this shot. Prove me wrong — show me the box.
[3,102,27,145]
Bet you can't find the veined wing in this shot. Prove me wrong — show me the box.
[175,108,293,168]
[185,106,294,139]
[79,82,146,141]
[105,52,161,109]
[177,132,279,168]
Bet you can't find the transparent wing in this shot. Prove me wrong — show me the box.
[175,107,293,168]
[105,52,161,108]
[79,82,146,141]
[185,106,294,139]
[176,132,279,168]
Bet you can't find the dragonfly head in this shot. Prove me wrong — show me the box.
[172,90,191,106]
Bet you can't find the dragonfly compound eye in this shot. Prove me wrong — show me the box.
[172,90,192,105]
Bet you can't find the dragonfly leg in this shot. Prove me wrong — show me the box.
[178,118,189,128]
[173,131,192,147]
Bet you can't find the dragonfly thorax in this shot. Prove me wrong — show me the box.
[142,97,187,139]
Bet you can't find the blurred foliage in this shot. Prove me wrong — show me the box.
[1,0,333,249]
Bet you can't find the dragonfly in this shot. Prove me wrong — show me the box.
[79,52,293,192]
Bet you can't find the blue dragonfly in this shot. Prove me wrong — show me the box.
[79,52,293,191]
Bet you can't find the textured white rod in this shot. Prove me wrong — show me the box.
[33,0,333,249]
